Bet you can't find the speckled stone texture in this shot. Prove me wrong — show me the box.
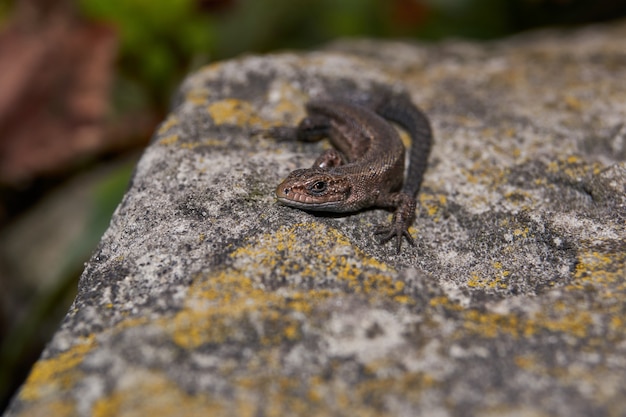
[5,22,626,417]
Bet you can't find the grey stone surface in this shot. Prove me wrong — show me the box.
[6,22,626,417]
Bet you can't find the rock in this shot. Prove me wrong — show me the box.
[5,21,626,417]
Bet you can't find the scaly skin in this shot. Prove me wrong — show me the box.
[271,93,432,252]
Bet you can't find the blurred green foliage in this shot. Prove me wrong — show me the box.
[75,0,466,109]
[79,0,215,106]
[76,0,626,112]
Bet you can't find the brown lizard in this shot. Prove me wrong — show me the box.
[269,92,433,252]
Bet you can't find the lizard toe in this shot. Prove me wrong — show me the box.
[373,224,414,253]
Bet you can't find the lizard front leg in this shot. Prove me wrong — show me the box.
[373,192,417,253]
[313,149,345,168]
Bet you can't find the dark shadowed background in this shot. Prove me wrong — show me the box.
[1,0,625,411]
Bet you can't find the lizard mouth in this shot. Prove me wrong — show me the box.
[276,196,342,210]
[276,185,343,210]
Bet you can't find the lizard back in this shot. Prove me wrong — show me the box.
[305,100,406,188]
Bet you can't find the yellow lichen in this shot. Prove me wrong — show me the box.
[207,99,270,128]
[467,272,508,290]
[167,268,328,349]
[166,222,405,349]
[157,116,179,135]
[20,336,96,402]
[568,251,625,294]
[13,400,75,417]
[513,354,538,371]
[159,134,180,146]
[231,222,393,284]
[566,155,580,164]
[512,227,529,238]
[461,247,625,342]
[564,95,583,111]
[92,371,222,417]
[186,88,210,106]
[419,193,446,219]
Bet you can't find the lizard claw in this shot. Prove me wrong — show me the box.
[374,224,415,253]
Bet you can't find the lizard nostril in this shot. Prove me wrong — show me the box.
[276,186,290,198]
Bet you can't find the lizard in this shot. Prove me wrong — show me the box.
[268,91,433,253]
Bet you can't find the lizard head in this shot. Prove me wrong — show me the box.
[276,168,351,211]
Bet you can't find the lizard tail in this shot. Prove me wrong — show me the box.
[374,92,433,197]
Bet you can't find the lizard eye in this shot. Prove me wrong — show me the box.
[309,181,328,194]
